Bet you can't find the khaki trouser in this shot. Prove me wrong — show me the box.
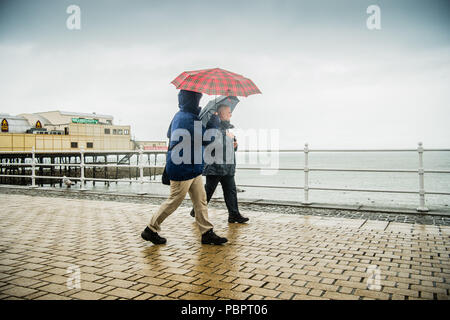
[148,175,214,235]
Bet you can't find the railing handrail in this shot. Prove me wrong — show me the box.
[2,148,450,155]
[0,149,167,155]
[2,173,449,197]
[2,163,450,174]
[236,148,450,152]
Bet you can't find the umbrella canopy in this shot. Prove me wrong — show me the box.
[199,96,239,127]
[171,68,261,97]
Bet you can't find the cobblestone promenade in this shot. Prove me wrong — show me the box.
[0,193,449,300]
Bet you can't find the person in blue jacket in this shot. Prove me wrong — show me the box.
[141,90,228,245]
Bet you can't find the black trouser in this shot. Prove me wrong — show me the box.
[193,175,240,217]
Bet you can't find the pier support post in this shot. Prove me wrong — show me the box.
[50,157,54,187]
[59,157,62,187]
[38,156,43,187]
[104,155,108,187]
[302,143,312,205]
[416,142,429,212]
[80,147,87,191]
[137,146,146,195]
[30,147,37,188]
[93,156,96,186]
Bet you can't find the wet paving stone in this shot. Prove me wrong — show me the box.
[0,192,449,300]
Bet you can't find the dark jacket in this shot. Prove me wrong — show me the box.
[203,120,237,177]
[166,90,219,181]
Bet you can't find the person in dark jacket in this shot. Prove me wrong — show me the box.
[141,90,227,245]
[190,104,249,224]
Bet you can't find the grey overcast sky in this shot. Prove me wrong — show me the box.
[0,0,449,148]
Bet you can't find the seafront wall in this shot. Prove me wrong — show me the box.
[0,185,448,226]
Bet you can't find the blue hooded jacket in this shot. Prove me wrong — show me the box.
[166,90,220,181]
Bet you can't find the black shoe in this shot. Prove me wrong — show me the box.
[201,229,228,245]
[228,215,249,224]
[190,208,195,218]
[141,227,166,245]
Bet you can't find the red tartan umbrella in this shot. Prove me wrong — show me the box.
[171,68,261,97]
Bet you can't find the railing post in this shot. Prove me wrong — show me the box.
[137,146,146,195]
[30,146,37,188]
[302,143,312,205]
[80,147,87,191]
[416,142,429,212]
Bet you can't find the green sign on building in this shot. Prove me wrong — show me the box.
[71,118,98,124]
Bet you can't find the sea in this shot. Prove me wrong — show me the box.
[52,151,450,211]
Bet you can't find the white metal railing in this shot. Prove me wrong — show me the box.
[235,142,450,212]
[1,143,449,212]
[0,147,166,195]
